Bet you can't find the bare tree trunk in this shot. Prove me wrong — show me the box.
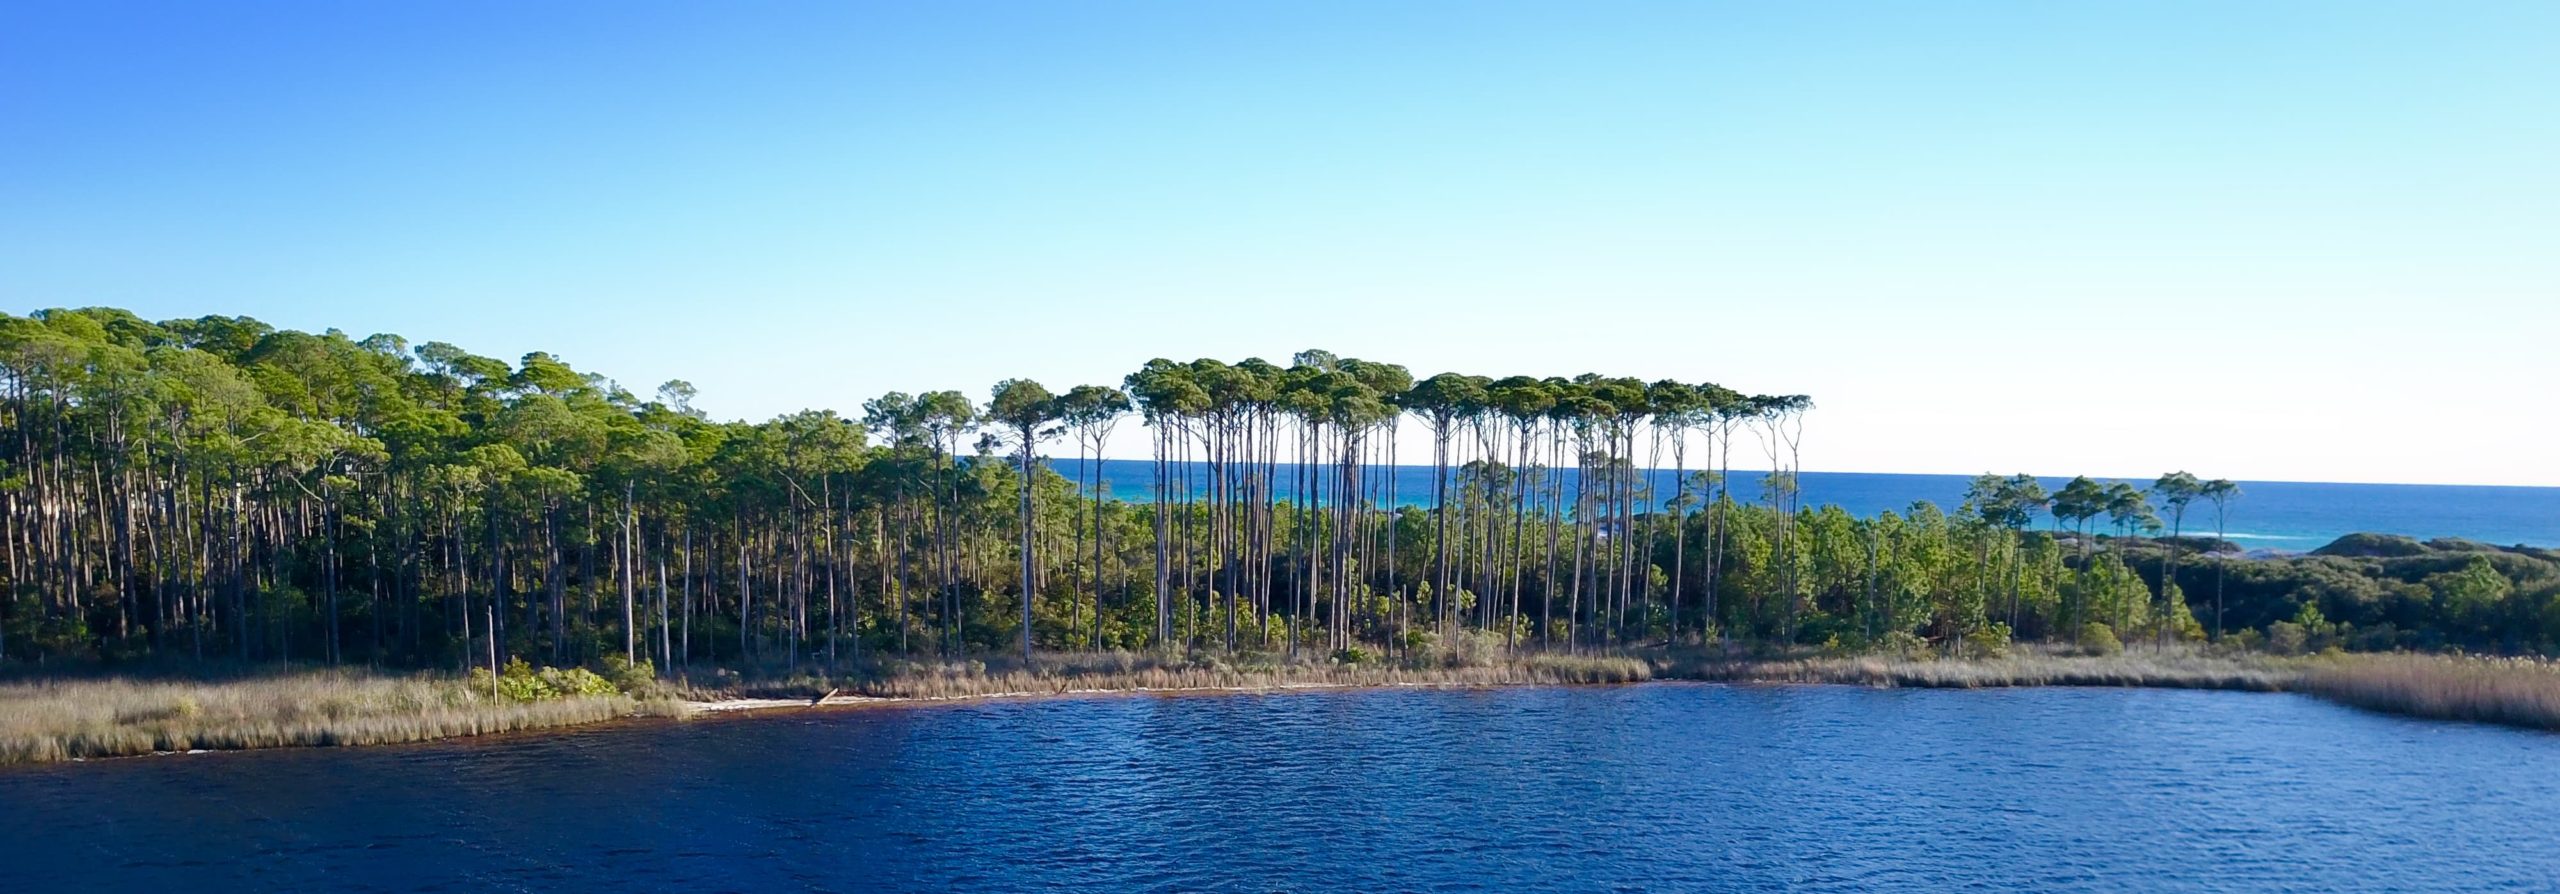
[622,483,637,665]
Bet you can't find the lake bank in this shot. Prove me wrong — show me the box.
[691,653,1656,713]
[9,650,2554,765]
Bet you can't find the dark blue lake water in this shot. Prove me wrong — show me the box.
[1053,459,2560,549]
[5,685,2557,893]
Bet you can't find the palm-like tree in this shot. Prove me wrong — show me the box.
[2201,478,2242,640]
[2051,476,2108,560]
[1124,360,1206,649]
[2,306,1882,671]
[1406,372,1485,641]
[987,378,1062,660]
[1647,381,1707,642]
[2101,482,2158,635]
[2150,471,2205,647]
[1487,376,1555,647]
[1339,358,1410,649]
[1057,385,1130,648]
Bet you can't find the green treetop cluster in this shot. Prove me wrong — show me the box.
[5,307,2555,675]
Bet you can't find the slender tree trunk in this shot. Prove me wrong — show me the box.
[1018,433,1037,660]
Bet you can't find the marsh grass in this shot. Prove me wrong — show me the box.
[2298,654,2560,731]
[0,672,680,765]
[1661,646,2294,692]
[19,650,2560,766]
[810,650,1654,701]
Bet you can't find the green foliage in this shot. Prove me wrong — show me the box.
[1417,630,1503,668]
[2429,556,2513,622]
[5,303,2554,673]
[541,666,619,698]
[2148,581,2205,643]
[2314,533,2432,558]
[2079,622,2124,656]
[597,655,657,694]
[469,658,543,702]
[2267,601,2345,655]
[470,657,619,703]
[2268,621,2309,655]
[1877,630,1930,660]
[1964,622,2013,659]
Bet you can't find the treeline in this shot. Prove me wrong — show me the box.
[5,307,2557,676]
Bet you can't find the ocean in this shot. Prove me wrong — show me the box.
[1047,459,2560,550]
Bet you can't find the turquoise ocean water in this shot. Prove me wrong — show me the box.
[1049,459,2560,550]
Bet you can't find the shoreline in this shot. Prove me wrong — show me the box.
[8,651,2552,767]
[687,676,1648,716]
[691,653,2287,718]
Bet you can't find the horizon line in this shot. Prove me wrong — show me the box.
[1033,455,2560,492]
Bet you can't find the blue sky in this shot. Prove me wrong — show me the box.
[5,1,2555,485]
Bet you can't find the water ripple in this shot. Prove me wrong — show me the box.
[5,684,2560,892]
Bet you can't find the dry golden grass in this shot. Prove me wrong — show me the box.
[839,650,1653,701]
[1662,647,2294,692]
[2298,654,2560,731]
[0,672,678,765]
[19,651,2558,766]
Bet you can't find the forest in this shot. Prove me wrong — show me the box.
[6,306,2558,679]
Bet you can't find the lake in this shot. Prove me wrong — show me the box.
[1054,459,2560,549]
[4,685,2557,892]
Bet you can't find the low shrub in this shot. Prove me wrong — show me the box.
[1964,623,2013,659]
[470,658,620,703]
[2268,621,2307,655]
[2079,623,2124,656]
[1878,630,1930,660]
[597,655,658,694]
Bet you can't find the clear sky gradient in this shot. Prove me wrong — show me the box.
[5,2,2555,485]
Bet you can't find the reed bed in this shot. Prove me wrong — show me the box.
[20,652,2560,766]
[1666,650,2294,692]
[0,672,678,765]
[830,651,1652,701]
[2297,654,2560,731]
